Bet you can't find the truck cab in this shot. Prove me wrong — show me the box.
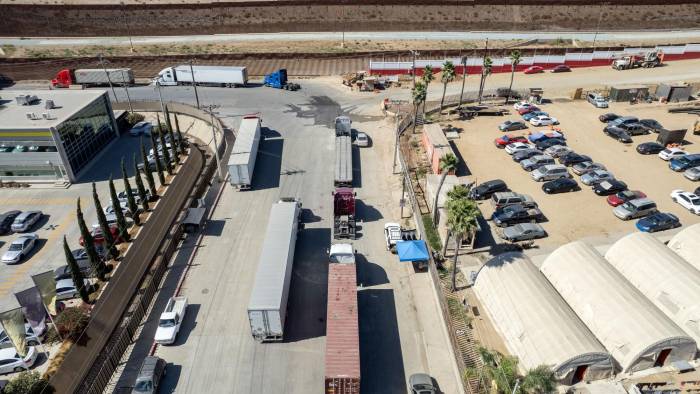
[329,243,355,264]
[51,69,73,88]
[154,67,176,86]
[333,188,356,239]
[335,116,352,137]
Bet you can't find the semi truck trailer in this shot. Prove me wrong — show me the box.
[153,65,248,87]
[335,135,353,187]
[51,68,134,88]
[228,115,262,190]
[247,198,302,342]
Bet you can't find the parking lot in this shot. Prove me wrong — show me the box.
[451,99,700,248]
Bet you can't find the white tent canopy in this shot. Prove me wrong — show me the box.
[540,241,697,373]
[668,223,700,272]
[474,252,615,384]
[605,232,700,344]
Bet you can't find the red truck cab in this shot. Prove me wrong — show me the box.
[51,69,73,88]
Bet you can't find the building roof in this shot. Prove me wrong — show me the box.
[668,223,700,272]
[540,241,696,373]
[604,232,700,344]
[0,89,106,130]
[474,253,614,384]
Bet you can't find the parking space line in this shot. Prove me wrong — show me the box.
[0,198,75,206]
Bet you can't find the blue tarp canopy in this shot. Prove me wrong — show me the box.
[396,240,430,262]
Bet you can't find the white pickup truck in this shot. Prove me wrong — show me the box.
[154,296,188,345]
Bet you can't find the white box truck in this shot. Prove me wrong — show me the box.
[248,198,302,342]
[227,115,262,190]
[153,65,248,87]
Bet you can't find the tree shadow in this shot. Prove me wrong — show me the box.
[251,128,283,191]
[355,253,389,287]
[473,214,497,250]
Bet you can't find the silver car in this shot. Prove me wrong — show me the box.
[572,161,607,176]
[501,223,546,241]
[613,198,657,220]
[1,233,38,264]
[544,145,572,158]
[356,132,370,147]
[409,373,436,394]
[684,166,700,181]
[0,346,38,375]
[10,211,42,232]
[581,170,614,186]
[55,278,91,301]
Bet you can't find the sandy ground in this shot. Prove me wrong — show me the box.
[449,100,700,249]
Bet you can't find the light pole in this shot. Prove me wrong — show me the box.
[155,81,167,119]
[189,59,201,109]
[392,113,402,173]
[205,105,224,182]
[98,54,119,103]
[121,69,133,113]
[410,50,419,87]
[458,56,468,108]
[592,4,604,52]
[121,2,134,53]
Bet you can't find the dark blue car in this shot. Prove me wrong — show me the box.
[669,154,700,172]
[636,213,680,233]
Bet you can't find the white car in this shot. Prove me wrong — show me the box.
[0,346,38,375]
[684,166,700,181]
[513,101,535,111]
[355,132,370,147]
[104,200,132,216]
[504,142,533,155]
[2,233,38,264]
[658,147,686,161]
[581,170,614,186]
[55,278,92,301]
[670,189,700,215]
[529,116,559,127]
[118,189,151,204]
[10,211,42,233]
[129,121,153,137]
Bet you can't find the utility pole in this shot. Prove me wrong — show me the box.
[98,54,118,103]
[121,69,133,113]
[458,56,467,108]
[410,50,419,87]
[592,4,604,52]
[189,59,201,109]
[155,81,167,119]
[205,105,224,181]
[392,113,402,173]
[400,174,407,218]
[121,2,134,53]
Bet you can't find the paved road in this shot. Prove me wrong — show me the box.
[3,29,700,47]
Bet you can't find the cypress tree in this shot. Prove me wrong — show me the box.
[141,137,158,197]
[168,126,180,165]
[174,114,185,154]
[76,198,107,281]
[121,158,140,226]
[92,182,118,260]
[133,153,149,212]
[158,124,173,175]
[109,175,131,242]
[163,104,173,135]
[63,236,89,303]
[149,131,166,186]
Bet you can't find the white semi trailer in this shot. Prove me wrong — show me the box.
[153,65,248,87]
[247,198,302,342]
[227,115,262,190]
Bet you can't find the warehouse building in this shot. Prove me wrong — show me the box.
[667,223,700,271]
[474,253,615,385]
[0,90,119,183]
[540,242,697,373]
[605,232,700,344]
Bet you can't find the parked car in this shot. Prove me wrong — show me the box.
[518,106,540,116]
[535,138,567,150]
[550,65,571,73]
[613,198,658,220]
[55,278,92,301]
[608,116,639,127]
[505,142,533,155]
[696,186,700,195]
[528,131,565,143]
[0,324,42,348]
[54,258,95,281]
[512,149,542,162]
[684,166,700,181]
[118,190,152,204]
[522,111,548,121]
[133,356,167,394]
[529,115,559,127]
[531,164,570,182]
[355,132,370,147]
[469,180,508,200]
[492,204,543,227]
[542,178,579,194]
[636,213,680,233]
[2,234,39,265]
[572,162,606,176]
[607,190,646,207]
[523,66,544,74]
[0,211,21,235]
[521,155,555,171]
[615,123,650,136]
[598,113,619,123]
[490,192,537,209]
[670,153,700,172]
[501,223,546,242]
[636,142,665,155]
[659,148,687,161]
[670,189,700,215]
[409,373,436,394]
[129,121,153,137]
[639,119,664,132]
[494,134,529,148]
[559,152,591,167]
[588,93,609,108]
[499,120,528,132]
[603,127,632,143]
[105,200,133,217]
[513,101,536,111]
[79,225,124,246]
[0,346,38,375]
[593,179,628,196]
[581,170,614,186]
[543,145,572,158]
[10,211,42,233]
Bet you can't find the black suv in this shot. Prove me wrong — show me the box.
[469,179,507,200]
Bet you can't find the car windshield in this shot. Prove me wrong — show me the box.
[8,243,23,251]
[134,379,153,392]
[691,198,700,205]
[159,318,176,327]
[621,202,635,210]
[330,253,355,264]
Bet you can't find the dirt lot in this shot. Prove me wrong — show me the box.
[450,100,700,248]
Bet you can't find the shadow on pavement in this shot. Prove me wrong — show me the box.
[173,303,200,346]
[159,363,182,394]
[252,128,283,191]
[203,219,226,237]
[355,253,389,287]
[358,288,406,394]
[355,199,383,223]
[449,140,472,177]
[352,144,362,188]
[77,134,145,183]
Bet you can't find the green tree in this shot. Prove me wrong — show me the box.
[121,158,140,226]
[163,104,173,136]
[141,137,158,197]
[478,56,493,104]
[92,182,118,260]
[441,184,471,256]
[446,197,480,292]
[109,175,131,242]
[432,153,458,224]
[149,130,166,186]
[157,118,174,175]
[167,124,180,165]
[3,371,54,394]
[439,61,456,114]
[76,198,107,281]
[522,365,557,394]
[466,347,521,394]
[506,50,522,104]
[133,153,149,213]
[174,113,185,154]
[411,81,427,135]
[63,235,90,303]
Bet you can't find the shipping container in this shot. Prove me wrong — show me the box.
[247,199,302,342]
[324,262,360,394]
[228,116,261,190]
[154,65,248,87]
[51,68,134,88]
[335,135,353,187]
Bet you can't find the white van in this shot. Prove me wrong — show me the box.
[587,93,609,108]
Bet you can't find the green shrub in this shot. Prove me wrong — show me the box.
[421,214,442,252]
[126,112,145,126]
[3,371,54,394]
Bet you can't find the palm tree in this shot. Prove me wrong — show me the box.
[92,182,118,260]
[447,197,480,292]
[441,184,471,257]
[506,51,522,104]
[411,81,427,134]
[133,154,149,213]
[140,138,158,197]
[421,65,435,115]
[478,56,493,104]
[76,198,107,281]
[432,153,458,224]
[121,158,140,226]
[63,236,89,303]
[522,365,556,394]
[109,176,131,242]
[439,61,456,115]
